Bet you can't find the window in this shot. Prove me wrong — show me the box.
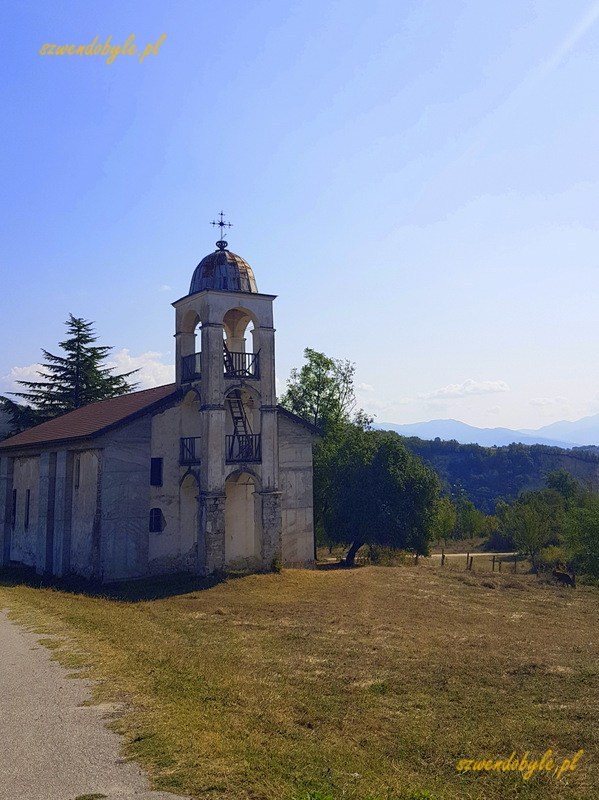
[11,489,16,529]
[149,507,165,532]
[24,489,31,529]
[150,457,163,486]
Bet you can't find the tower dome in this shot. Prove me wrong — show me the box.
[189,245,258,295]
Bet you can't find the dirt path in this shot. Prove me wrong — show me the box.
[0,610,190,800]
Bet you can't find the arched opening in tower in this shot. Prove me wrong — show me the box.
[179,310,202,383]
[223,308,260,379]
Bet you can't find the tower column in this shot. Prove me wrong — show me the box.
[201,323,225,404]
[257,326,276,407]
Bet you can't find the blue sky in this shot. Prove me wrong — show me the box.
[2,0,599,429]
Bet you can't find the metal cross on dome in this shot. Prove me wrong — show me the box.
[211,211,233,250]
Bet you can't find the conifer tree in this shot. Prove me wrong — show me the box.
[1,315,138,431]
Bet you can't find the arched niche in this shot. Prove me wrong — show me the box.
[181,389,201,436]
[224,470,261,568]
[179,311,202,383]
[179,470,199,560]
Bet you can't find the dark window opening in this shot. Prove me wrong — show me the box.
[24,489,31,529]
[150,457,163,486]
[149,507,166,532]
[74,455,81,489]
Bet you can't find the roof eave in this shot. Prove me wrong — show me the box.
[0,389,182,454]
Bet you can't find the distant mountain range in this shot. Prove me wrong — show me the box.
[376,414,599,449]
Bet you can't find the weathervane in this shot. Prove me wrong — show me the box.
[211,210,232,250]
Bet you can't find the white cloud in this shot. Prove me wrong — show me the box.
[418,379,510,400]
[0,363,45,394]
[2,351,175,396]
[159,284,173,292]
[486,405,501,415]
[107,350,174,389]
[357,382,374,392]
[530,396,568,407]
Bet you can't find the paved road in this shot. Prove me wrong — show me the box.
[0,611,190,800]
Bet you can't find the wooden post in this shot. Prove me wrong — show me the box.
[415,552,419,566]
[441,549,445,567]
[514,555,517,574]
[492,555,496,572]
[498,559,502,573]
[466,551,470,570]
[469,555,474,571]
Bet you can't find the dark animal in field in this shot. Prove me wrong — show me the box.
[552,569,576,588]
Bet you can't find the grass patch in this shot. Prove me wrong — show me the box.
[73,794,107,800]
[0,565,597,800]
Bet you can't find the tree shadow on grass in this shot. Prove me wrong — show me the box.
[315,560,363,571]
[0,563,239,602]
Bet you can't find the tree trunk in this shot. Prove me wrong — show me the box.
[345,541,364,567]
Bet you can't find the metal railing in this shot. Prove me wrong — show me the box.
[180,437,201,465]
[225,433,261,463]
[181,353,201,382]
[223,349,260,379]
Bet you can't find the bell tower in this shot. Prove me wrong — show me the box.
[172,214,281,573]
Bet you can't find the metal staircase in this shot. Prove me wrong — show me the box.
[228,390,252,436]
[226,390,260,462]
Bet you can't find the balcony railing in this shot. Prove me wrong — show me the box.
[181,353,201,383]
[226,434,261,463]
[223,349,260,379]
[180,437,201,465]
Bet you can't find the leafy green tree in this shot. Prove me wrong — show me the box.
[317,427,440,565]
[454,496,486,540]
[431,495,457,544]
[279,348,371,432]
[564,492,599,579]
[545,468,582,510]
[499,489,565,569]
[1,315,138,431]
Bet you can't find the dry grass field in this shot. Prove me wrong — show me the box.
[0,564,597,800]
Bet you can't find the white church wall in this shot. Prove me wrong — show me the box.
[70,449,101,579]
[148,401,199,574]
[277,415,316,565]
[10,455,40,567]
[97,417,152,581]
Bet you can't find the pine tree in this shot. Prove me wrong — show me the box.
[2,315,138,431]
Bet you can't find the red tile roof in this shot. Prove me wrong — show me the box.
[0,384,178,451]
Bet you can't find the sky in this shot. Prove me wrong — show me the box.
[1,0,599,430]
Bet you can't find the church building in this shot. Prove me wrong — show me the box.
[0,225,318,582]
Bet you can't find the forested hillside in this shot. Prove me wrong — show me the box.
[0,410,12,441]
[400,436,599,512]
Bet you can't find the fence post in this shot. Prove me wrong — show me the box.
[466,551,470,570]
[499,560,502,573]
[469,555,474,571]
[415,553,419,566]
[514,555,517,574]
[441,549,445,567]
[492,555,496,572]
